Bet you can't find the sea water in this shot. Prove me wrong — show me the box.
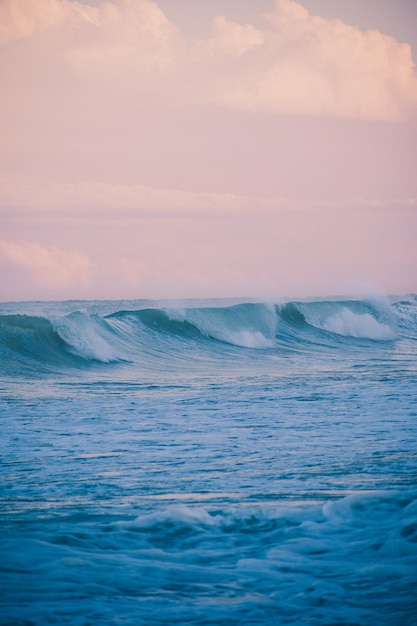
[0,296,416,625]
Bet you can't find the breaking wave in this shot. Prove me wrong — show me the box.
[0,296,414,374]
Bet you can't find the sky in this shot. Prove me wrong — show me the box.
[1,0,416,301]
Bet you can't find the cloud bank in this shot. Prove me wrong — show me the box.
[1,171,416,300]
[1,0,416,121]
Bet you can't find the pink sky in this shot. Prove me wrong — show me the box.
[1,0,416,301]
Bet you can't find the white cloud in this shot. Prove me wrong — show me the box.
[0,240,94,289]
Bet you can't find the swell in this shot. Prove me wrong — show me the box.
[0,314,81,375]
[0,297,413,375]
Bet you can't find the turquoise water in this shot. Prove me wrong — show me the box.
[1,296,416,624]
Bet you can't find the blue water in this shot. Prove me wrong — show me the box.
[1,296,416,624]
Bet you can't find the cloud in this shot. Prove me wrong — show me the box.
[1,194,417,300]
[0,176,292,218]
[0,0,181,77]
[0,0,96,46]
[195,0,417,121]
[0,240,94,290]
[203,15,265,57]
[1,0,416,121]
[66,0,182,78]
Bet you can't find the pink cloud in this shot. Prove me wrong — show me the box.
[0,240,94,290]
[195,0,417,121]
[0,0,96,46]
[1,0,416,121]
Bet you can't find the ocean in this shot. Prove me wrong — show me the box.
[1,295,416,625]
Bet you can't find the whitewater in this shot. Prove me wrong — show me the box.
[1,295,416,625]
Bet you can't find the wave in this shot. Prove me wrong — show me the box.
[0,312,126,376]
[0,297,414,374]
[279,299,397,341]
[2,490,417,624]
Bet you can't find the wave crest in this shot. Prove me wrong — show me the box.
[0,296,410,375]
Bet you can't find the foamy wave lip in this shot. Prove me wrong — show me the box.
[126,505,217,530]
[222,330,275,349]
[320,308,396,340]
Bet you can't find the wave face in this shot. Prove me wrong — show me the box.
[1,296,414,375]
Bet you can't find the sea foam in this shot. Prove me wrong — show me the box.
[320,308,396,340]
